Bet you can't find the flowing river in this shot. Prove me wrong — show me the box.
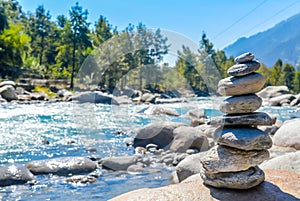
[0,98,299,200]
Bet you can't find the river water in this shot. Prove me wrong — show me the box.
[0,98,299,200]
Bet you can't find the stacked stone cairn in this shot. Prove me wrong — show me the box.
[200,52,275,189]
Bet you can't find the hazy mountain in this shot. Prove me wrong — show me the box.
[223,12,300,68]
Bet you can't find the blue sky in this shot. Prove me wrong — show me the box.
[18,0,300,50]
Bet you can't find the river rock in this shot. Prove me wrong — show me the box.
[209,112,275,126]
[268,94,295,106]
[109,169,300,201]
[257,85,289,100]
[201,166,265,189]
[220,94,262,114]
[218,73,266,96]
[71,91,119,105]
[0,85,17,101]
[133,122,186,149]
[0,80,16,87]
[201,145,269,174]
[174,152,207,182]
[227,61,260,77]
[169,126,209,152]
[186,108,207,119]
[234,52,255,63]
[140,93,156,103]
[214,127,272,150]
[25,157,97,175]
[260,151,300,174]
[273,118,300,150]
[66,175,97,184]
[143,105,180,116]
[101,156,140,171]
[0,164,34,187]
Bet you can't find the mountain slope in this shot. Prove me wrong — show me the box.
[223,12,300,67]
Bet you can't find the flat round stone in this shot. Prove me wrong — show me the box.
[234,52,255,63]
[201,145,269,174]
[220,94,262,114]
[201,166,265,189]
[213,126,272,150]
[218,73,266,96]
[209,112,276,126]
[227,60,260,77]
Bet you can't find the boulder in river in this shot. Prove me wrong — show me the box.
[141,105,180,116]
[25,157,97,175]
[257,85,289,100]
[170,126,209,153]
[100,156,140,171]
[133,122,186,149]
[0,164,34,187]
[0,85,17,101]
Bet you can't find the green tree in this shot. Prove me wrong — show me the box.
[270,59,283,85]
[92,15,113,48]
[0,5,8,32]
[293,71,300,93]
[175,45,201,91]
[69,2,91,89]
[0,24,31,67]
[28,5,52,66]
[282,63,295,90]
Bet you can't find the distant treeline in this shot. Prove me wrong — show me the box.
[0,0,299,94]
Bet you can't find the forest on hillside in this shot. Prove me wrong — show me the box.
[1,0,300,94]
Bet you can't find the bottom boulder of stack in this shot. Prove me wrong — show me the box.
[200,166,265,189]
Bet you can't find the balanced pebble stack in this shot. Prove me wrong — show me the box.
[200,52,275,189]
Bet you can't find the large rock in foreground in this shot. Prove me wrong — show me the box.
[110,169,300,201]
[25,157,97,175]
[273,118,300,150]
[0,164,34,187]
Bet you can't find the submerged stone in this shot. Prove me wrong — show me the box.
[0,164,34,187]
[25,157,97,175]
